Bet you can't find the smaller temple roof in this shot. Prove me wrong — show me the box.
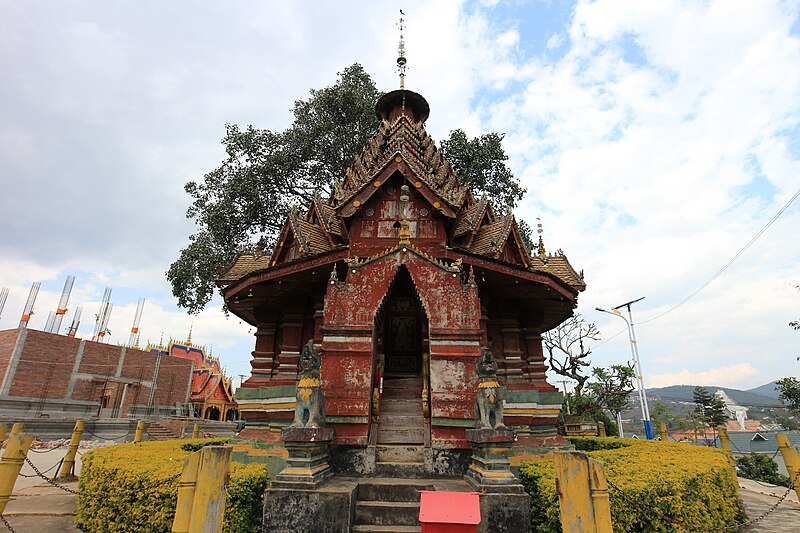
[529,253,586,292]
[453,196,490,238]
[217,251,272,284]
[469,218,512,257]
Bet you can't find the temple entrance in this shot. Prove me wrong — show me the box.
[372,266,429,447]
[382,267,427,376]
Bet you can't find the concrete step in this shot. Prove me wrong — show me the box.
[381,387,421,399]
[375,461,428,478]
[376,445,425,463]
[352,526,420,533]
[383,377,422,388]
[356,481,433,502]
[379,414,425,427]
[381,399,422,414]
[355,501,420,526]
[377,427,425,444]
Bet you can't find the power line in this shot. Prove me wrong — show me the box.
[640,184,800,324]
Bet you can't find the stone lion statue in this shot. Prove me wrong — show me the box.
[290,340,327,429]
[474,347,506,430]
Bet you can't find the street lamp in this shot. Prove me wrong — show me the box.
[596,296,653,439]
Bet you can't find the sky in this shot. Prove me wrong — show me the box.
[1,0,798,391]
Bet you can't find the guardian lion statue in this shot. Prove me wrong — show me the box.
[290,340,327,429]
[474,347,506,429]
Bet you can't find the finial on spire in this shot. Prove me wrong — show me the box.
[397,10,407,89]
[536,218,546,258]
[187,322,193,346]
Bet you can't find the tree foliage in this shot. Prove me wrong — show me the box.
[543,314,599,398]
[650,400,688,431]
[587,364,635,422]
[735,454,790,487]
[167,63,526,313]
[776,377,800,414]
[692,386,728,430]
[439,129,525,210]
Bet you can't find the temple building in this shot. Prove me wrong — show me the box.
[147,336,237,421]
[218,87,585,472]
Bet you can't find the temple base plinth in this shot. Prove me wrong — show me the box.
[271,426,335,489]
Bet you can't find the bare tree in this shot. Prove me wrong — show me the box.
[543,314,600,398]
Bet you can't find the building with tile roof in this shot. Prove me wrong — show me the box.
[147,336,237,422]
[216,86,585,474]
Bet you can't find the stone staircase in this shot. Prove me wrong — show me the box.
[144,420,181,441]
[376,376,428,477]
[378,376,425,444]
[352,480,434,532]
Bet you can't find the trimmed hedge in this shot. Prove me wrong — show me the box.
[520,437,746,532]
[76,438,268,533]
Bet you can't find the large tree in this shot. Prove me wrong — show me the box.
[168,63,527,313]
[543,314,599,398]
[692,386,728,430]
[587,363,635,428]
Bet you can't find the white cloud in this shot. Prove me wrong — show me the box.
[648,363,767,389]
[1,0,799,390]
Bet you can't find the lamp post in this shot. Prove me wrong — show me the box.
[596,297,653,439]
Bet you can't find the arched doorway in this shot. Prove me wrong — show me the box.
[373,266,429,446]
[382,266,428,376]
[205,406,220,421]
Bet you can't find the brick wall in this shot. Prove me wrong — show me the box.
[0,328,193,416]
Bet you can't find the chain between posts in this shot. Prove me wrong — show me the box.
[23,456,179,498]
[0,513,16,533]
[606,468,800,532]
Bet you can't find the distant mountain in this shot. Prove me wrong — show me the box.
[646,384,781,407]
[746,381,781,400]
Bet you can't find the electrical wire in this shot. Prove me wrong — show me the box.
[639,185,800,325]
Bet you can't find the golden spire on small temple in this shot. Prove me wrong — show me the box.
[536,217,546,258]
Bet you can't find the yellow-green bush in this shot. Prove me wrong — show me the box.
[76,439,268,533]
[520,437,746,532]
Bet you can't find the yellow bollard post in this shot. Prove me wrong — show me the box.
[8,423,23,441]
[133,420,145,443]
[717,426,737,477]
[659,422,668,442]
[0,425,8,448]
[57,419,85,479]
[187,446,231,533]
[0,434,35,514]
[192,424,200,439]
[171,450,202,533]
[597,421,607,437]
[776,432,800,502]
[588,457,613,533]
[553,451,613,533]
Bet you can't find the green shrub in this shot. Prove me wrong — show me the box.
[180,437,230,452]
[76,439,268,533]
[520,437,746,532]
[735,453,791,487]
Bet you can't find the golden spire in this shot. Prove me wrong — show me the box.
[187,322,193,346]
[536,217,546,258]
[397,10,407,89]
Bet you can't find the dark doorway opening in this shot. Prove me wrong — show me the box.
[383,266,427,376]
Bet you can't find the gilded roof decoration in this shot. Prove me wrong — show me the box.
[334,114,468,210]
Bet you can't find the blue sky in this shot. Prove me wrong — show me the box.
[1,0,799,390]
